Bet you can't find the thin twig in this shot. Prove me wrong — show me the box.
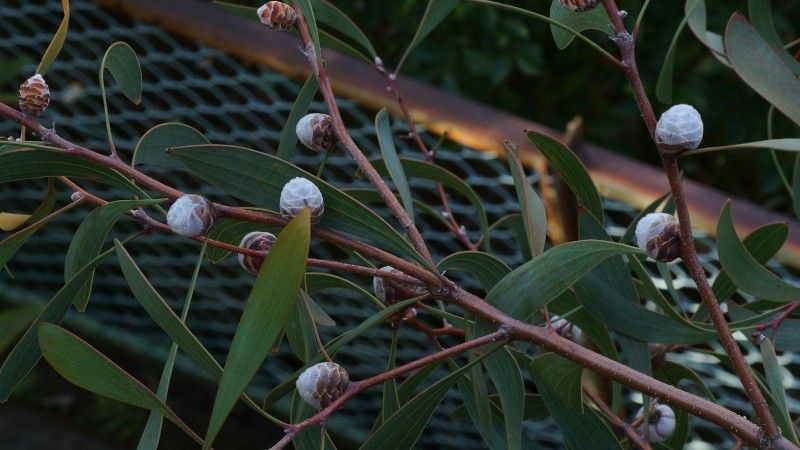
[584,387,652,450]
[753,300,800,335]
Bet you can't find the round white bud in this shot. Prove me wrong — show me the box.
[238,231,276,275]
[296,113,337,152]
[373,265,402,302]
[166,194,214,237]
[551,315,583,343]
[636,404,676,443]
[635,212,681,262]
[296,362,349,409]
[279,177,324,223]
[655,104,703,154]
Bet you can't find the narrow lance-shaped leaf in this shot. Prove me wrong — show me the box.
[548,0,611,50]
[65,199,163,311]
[277,75,319,161]
[505,141,546,258]
[395,0,460,74]
[760,339,800,444]
[717,202,800,302]
[685,0,727,60]
[483,348,524,450]
[376,109,414,223]
[656,9,692,104]
[132,123,209,171]
[37,324,204,446]
[684,138,800,156]
[204,208,311,449]
[437,251,511,293]
[0,183,59,268]
[725,13,800,127]
[310,0,376,59]
[100,42,142,153]
[747,0,800,74]
[36,0,70,74]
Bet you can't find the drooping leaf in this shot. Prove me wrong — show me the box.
[310,0,376,59]
[490,214,532,261]
[381,331,400,424]
[717,202,800,302]
[371,157,490,250]
[132,123,208,171]
[437,251,510,292]
[529,353,622,450]
[760,339,800,444]
[685,138,800,156]
[361,342,502,450]
[685,0,727,59]
[277,75,319,161]
[375,109,414,223]
[484,240,642,322]
[36,0,70,74]
[656,11,692,104]
[483,348,524,450]
[37,324,203,445]
[548,0,611,50]
[286,293,317,363]
[170,144,426,266]
[100,42,142,151]
[504,142,546,258]
[526,131,603,224]
[747,0,800,74]
[395,0,460,74]
[725,13,800,127]
[204,208,310,449]
[65,199,163,311]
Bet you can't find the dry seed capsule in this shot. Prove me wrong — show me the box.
[296,113,337,152]
[295,362,349,409]
[257,2,298,29]
[279,177,324,223]
[19,74,50,116]
[635,213,681,263]
[238,231,276,275]
[166,194,214,237]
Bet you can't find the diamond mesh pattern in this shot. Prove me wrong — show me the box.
[1,1,798,449]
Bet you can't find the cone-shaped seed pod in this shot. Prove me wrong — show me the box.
[19,74,50,116]
[238,231,277,275]
[257,2,298,29]
[295,362,349,409]
[635,213,681,263]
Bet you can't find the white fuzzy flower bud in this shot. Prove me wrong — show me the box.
[166,194,214,237]
[296,362,349,409]
[655,104,703,154]
[551,315,583,343]
[635,213,681,262]
[296,113,337,152]
[636,404,676,443]
[279,177,324,223]
[238,231,276,275]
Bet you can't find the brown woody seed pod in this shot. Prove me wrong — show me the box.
[295,362,349,409]
[559,0,599,12]
[166,194,215,237]
[19,74,50,116]
[296,113,337,152]
[635,213,681,263]
[257,1,298,30]
[238,231,277,275]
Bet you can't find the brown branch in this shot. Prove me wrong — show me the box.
[269,328,510,449]
[600,0,781,443]
[584,387,652,450]
[291,6,436,266]
[754,300,800,334]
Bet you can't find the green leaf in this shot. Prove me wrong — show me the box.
[114,241,270,419]
[277,75,319,161]
[483,348,523,450]
[65,199,163,312]
[504,142,546,258]
[361,342,501,450]
[0,237,131,401]
[310,0,376,59]
[375,109,414,223]
[304,272,383,310]
[794,156,800,221]
[396,360,446,403]
[36,0,70,74]
[396,0,460,74]
[295,0,322,67]
[685,138,800,156]
[286,293,317,363]
[0,306,41,355]
[170,144,426,266]
[656,11,691,104]
[484,240,642,322]
[37,324,203,445]
[529,353,622,450]
[132,123,209,171]
[490,214,532,261]
[748,0,800,74]
[0,179,56,232]
[725,13,800,127]
[548,0,611,50]
[717,202,800,302]
[100,42,142,152]
[775,319,800,352]
[685,0,727,60]
[526,131,603,224]
[381,331,401,424]
[204,208,310,449]
[656,361,716,401]
[712,222,788,301]
[760,339,799,444]
[437,251,510,292]
[371,157,490,250]
[0,209,58,270]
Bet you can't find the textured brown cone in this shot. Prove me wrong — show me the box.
[257,1,298,30]
[19,74,50,116]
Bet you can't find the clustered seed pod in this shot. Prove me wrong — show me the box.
[635,212,681,263]
[257,1,297,29]
[279,177,324,223]
[636,404,676,443]
[295,362,349,409]
[238,231,276,275]
[655,104,703,155]
[559,0,599,12]
[19,74,50,116]
[373,265,403,303]
[551,315,583,343]
[296,113,337,152]
[166,194,215,237]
